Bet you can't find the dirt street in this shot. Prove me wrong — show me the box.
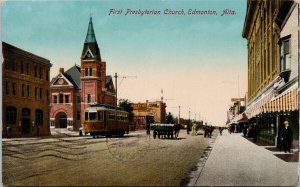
[3,130,216,186]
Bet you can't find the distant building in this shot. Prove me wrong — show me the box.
[226,97,247,132]
[2,42,52,137]
[131,100,166,129]
[242,0,298,145]
[50,16,116,130]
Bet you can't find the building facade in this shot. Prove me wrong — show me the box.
[242,0,299,145]
[2,42,52,137]
[131,100,166,129]
[50,17,116,130]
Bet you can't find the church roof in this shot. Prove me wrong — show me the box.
[64,65,81,89]
[81,17,101,61]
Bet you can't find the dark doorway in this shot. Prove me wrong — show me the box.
[22,119,30,134]
[59,114,67,128]
[22,108,31,134]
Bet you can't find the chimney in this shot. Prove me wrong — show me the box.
[59,68,64,73]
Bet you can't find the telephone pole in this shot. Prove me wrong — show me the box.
[178,105,181,124]
[114,72,137,127]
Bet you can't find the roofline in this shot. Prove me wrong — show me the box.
[2,42,52,67]
[242,0,257,38]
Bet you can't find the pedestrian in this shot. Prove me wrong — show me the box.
[219,127,224,136]
[6,125,11,138]
[243,125,247,137]
[252,124,259,142]
[191,123,197,136]
[280,121,293,153]
[146,123,150,135]
[187,125,190,135]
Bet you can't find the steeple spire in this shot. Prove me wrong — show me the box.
[81,16,101,60]
[85,17,97,43]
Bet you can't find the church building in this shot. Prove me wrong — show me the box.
[50,17,116,130]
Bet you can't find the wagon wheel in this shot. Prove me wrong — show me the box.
[153,130,157,139]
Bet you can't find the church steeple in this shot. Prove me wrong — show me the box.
[81,16,101,61]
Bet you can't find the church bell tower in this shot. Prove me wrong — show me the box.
[81,16,107,111]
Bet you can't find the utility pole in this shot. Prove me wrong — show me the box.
[114,72,137,128]
[189,108,190,125]
[178,105,180,124]
[114,73,118,129]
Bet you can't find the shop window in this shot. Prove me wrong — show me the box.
[6,106,17,124]
[35,109,43,125]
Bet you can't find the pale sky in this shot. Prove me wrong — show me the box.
[2,0,248,126]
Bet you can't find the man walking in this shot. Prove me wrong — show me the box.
[280,121,293,153]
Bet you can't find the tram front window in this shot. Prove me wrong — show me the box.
[89,112,97,121]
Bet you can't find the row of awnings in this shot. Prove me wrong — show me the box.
[228,82,298,125]
[246,82,298,119]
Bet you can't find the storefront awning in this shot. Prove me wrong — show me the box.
[267,82,298,112]
[245,89,275,119]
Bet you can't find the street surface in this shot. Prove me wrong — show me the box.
[3,129,215,186]
[190,130,298,186]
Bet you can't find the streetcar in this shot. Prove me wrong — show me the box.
[82,104,129,138]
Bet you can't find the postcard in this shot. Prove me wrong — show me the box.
[1,0,299,186]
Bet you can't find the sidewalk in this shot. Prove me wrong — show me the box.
[189,130,298,186]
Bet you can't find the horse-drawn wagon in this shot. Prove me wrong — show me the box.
[150,123,180,139]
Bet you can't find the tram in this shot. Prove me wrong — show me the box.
[82,104,129,138]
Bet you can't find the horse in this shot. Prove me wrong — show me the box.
[174,124,181,139]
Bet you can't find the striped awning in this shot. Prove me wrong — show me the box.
[246,89,275,118]
[266,82,298,113]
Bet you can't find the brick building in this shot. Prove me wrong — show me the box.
[131,100,166,129]
[2,42,52,137]
[50,16,116,130]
